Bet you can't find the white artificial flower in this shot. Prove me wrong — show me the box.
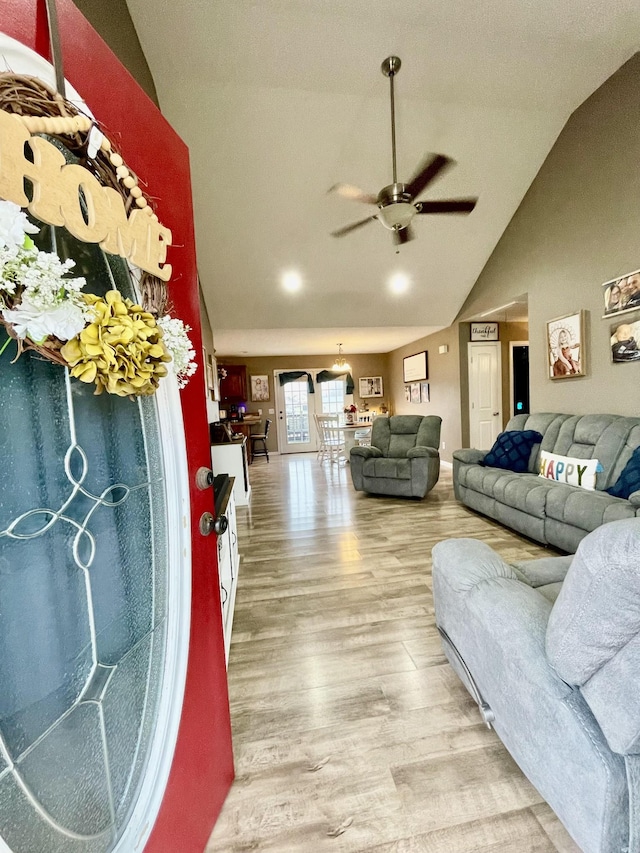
[19,251,86,307]
[0,199,39,249]
[2,295,87,343]
[157,315,197,388]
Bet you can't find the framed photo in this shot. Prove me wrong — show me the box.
[359,376,384,398]
[546,311,586,379]
[420,381,430,403]
[403,351,428,382]
[410,382,421,403]
[602,268,640,319]
[404,385,411,402]
[470,322,499,341]
[610,319,640,362]
[250,374,269,401]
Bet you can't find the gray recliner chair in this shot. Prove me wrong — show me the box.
[432,518,640,853]
[349,415,441,499]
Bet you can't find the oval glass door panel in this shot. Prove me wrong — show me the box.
[0,189,185,850]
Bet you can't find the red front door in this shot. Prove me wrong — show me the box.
[0,3,234,851]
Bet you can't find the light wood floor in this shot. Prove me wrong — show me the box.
[207,454,580,853]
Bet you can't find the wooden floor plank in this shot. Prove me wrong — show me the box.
[206,453,580,852]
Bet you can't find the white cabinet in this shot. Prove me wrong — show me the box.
[211,439,251,505]
[216,484,240,665]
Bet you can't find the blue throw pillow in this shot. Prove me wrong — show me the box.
[606,446,640,499]
[482,430,543,473]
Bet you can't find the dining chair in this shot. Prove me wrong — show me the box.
[315,414,346,464]
[249,418,271,462]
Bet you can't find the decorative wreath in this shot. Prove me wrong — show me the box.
[0,73,196,396]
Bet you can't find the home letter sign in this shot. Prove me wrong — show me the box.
[0,110,172,280]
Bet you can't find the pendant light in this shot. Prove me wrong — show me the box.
[331,343,351,372]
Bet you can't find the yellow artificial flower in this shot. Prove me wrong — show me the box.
[61,290,171,397]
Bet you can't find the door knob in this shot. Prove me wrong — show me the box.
[493,412,500,416]
[195,466,214,490]
[199,512,228,536]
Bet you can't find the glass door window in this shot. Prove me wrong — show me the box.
[283,381,311,445]
[0,149,187,852]
[320,379,346,416]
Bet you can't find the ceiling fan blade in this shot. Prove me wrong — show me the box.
[416,198,477,214]
[406,154,453,200]
[330,215,377,237]
[327,183,378,205]
[393,225,414,245]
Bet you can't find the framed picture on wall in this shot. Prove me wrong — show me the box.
[420,381,430,403]
[403,351,428,382]
[359,376,384,397]
[546,311,586,379]
[410,382,421,403]
[602,268,640,318]
[404,385,411,402]
[610,319,640,362]
[251,374,270,401]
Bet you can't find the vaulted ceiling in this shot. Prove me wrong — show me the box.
[125,0,640,355]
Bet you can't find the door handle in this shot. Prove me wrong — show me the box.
[493,412,500,416]
[199,512,228,536]
[195,467,214,490]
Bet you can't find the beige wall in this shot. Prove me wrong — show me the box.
[457,52,640,417]
[388,327,462,461]
[218,353,389,453]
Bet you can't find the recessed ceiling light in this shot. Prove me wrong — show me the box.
[389,272,410,295]
[282,270,302,293]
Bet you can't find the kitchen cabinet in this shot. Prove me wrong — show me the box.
[219,364,247,403]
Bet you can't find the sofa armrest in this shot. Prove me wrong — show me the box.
[407,445,439,459]
[350,445,382,460]
[629,490,640,507]
[432,538,571,702]
[432,538,518,592]
[453,448,486,465]
[511,555,573,587]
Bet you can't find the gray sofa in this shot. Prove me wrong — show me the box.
[454,413,640,552]
[432,518,640,853]
[350,415,441,499]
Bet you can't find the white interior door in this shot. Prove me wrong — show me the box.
[468,342,502,449]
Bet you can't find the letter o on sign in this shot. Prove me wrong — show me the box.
[59,164,109,243]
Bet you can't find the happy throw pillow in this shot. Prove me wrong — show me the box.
[482,430,543,473]
[538,451,601,490]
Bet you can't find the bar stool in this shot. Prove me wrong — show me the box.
[250,419,271,462]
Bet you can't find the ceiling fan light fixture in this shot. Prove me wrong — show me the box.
[377,202,416,231]
[331,343,351,372]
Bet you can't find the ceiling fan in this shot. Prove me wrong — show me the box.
[329,56,478,246]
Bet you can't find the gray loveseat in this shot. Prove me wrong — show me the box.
[350,415,441,499]
[454,413,640,552]
[432,518,640,853]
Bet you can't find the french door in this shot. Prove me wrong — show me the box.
[275,371,348,454]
